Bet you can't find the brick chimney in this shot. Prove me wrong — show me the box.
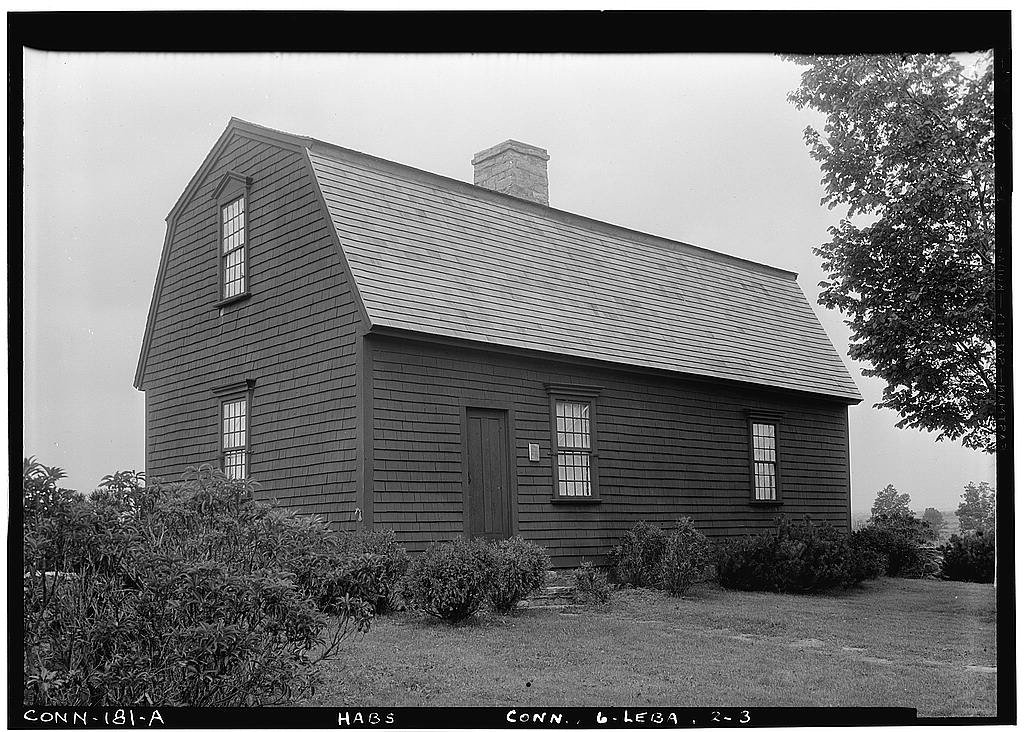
[471,140,550,206]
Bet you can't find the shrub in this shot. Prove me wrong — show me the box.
[845,530,888,583]
[941,530,995,583]
[23,457,78,524]
[849,525,920,578]
[343,528,410,613]
[610,521,667,587]
[23,462,373,707]
[572,561,611,605]
[404,538,493,623]
[280,514,388,616]
[486,536,550,614]
[717,516,879,594]
[660,518,714,595]
[853,513,937,578]
[716,534,771,591]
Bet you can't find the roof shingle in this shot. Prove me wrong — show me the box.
[306,142,861,402]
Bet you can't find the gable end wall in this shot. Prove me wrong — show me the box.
[142,132,362,527]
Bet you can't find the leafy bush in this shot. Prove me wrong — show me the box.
[486,536,550,614]
[610,522,666,587]
[845,530,888,583]
[23,458,79,524]
[404,538,493,623]
[342,528,410,613]
[940,530,995,583]
[717,517,879,593]
[572,561,611,605]
[280,514,388,616]
[717,535,787,592]
[23,462,373,707]
[853,512,937,578]
[849,526,921,578]
[659,518,714,595]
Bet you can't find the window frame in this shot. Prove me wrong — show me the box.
[212,172,253,309]
[213,379,255,480]
[747,411,783,504]
[544,383,602,503]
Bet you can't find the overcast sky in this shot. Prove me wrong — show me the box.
[22,51,995,513]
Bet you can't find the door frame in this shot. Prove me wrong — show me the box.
[459,398,519,539]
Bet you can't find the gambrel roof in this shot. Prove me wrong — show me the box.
[137,119,862,403]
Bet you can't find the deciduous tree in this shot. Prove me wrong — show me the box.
[922,507,945,530]
[871,483,912,519]
[956,481,995,533]
[785,53,995,452]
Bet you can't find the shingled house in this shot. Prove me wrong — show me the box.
[135,118,862,566]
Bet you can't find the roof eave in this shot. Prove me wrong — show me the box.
[367,324,863,405]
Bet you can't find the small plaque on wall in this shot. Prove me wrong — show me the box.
[528,443,541,462]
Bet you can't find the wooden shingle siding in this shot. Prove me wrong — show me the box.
[141,132,363,529]
[370,334,851,565]
[136,120,860,567]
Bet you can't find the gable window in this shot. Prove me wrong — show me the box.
[545,384,602,501]
[221,196,246,299]
[212,172,252,307]
[213,379,255,480]
[221,395,249,479]
[747,412,783,503]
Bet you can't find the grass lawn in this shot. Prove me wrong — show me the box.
[306,577,996,717]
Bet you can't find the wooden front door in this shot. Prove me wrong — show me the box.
[464,408,512,540]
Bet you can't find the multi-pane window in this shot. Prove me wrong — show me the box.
[221,196,246,299]
[545,384,601,500]
[751,422,778,501]
[222,397,248,479]
[555,400,592,497]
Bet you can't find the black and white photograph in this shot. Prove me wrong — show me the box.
[13,10,1011,727]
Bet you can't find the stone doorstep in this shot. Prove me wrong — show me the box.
[512,569,581,610]
[519,590,575,610]
[518,597,584,608]
[519,594,573,604]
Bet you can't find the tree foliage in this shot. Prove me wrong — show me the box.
[922,507,945,530]
[23,456,76,523]
[956,480,995,533]
[871,483,912,519]
[785,53,995,452]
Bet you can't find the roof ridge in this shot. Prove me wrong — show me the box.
[219,118,798,280]
[207,119,859,402]
[308,149,862,402]
[229,116,314,147]
[301,135,798,281]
